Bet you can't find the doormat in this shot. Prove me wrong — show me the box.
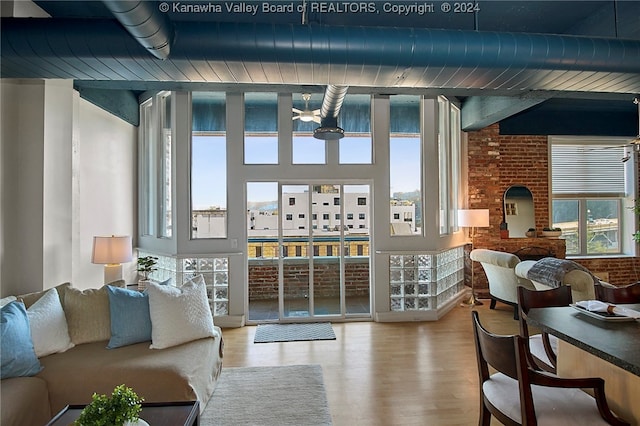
[254,323,336,343]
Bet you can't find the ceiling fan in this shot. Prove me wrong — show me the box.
[585,97,640,161]
[621,97,640,162]
[292,93,321,124]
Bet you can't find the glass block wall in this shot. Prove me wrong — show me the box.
[389,246,464,311]
[138,251,229,317]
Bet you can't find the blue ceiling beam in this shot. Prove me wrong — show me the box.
[461,95,548,131]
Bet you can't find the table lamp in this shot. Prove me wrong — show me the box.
[91,235,133,284]
[458,209,490,306]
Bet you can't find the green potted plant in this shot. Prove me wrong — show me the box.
[136,255,158,290]
[630,200,640,243]
[74,384,145,426]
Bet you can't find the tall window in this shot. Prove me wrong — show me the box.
[160,92,172,238]
[551,139,628,255]
[339,94,372,164]
[438,96,461,235]
[244,92,278,164]
[389,95,421,236]
[292,92,325,164]
[140,99,154,236]
[191,92,227,239]
[139,92,175,240]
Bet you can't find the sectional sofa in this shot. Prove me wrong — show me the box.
[1,278,224,426]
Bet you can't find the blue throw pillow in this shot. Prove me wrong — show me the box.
[106,286,152,349]
[1,301,43,379]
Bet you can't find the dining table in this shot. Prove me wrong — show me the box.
[527,304,640,425]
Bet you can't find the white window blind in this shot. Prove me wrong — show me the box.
[551,144,626,195]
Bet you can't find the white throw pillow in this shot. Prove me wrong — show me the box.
[146,274,217,349]
[26,288,74,357]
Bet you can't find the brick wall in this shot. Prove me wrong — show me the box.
[249,258,370,300]
[466,124,640,295]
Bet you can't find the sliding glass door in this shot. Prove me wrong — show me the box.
[247,182,371,322]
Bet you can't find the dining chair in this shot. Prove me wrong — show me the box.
[595,282,640,304]
[517,285,572,373]
[472,310,629,426]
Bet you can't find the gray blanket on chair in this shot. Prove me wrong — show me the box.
[526,257,600,288]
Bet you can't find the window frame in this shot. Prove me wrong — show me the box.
[550,136,635,256]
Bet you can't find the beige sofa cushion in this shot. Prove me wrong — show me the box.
[18,282,71,309]
[37,329,224,415]
[63,286,111,344]
[1,376,51,426]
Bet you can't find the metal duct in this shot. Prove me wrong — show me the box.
[314,85,348,141]
[102,1,172,60]
[2,20,640,95]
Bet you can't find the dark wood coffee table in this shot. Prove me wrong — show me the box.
[46,400,199,426]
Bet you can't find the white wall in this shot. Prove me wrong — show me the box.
[0,79,136,296]
[75,95,137,288]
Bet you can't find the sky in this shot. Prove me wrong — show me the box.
[192,134,422,208]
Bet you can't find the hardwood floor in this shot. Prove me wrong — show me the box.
[220,300,522,425]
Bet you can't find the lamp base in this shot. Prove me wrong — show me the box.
[104,264,123,285]
[461,292,483,306]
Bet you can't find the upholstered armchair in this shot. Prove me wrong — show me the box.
[470,249,536,319]
[515,259,597,302]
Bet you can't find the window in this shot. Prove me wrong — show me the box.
[334,197,340,205]
[323,213,330,220]
[139,91,178,240]
[357,197,367,206]
[140,99,154,236]
[327,245,333,256]
[295,246,302,257]
[359,213,366,220]
[160,92,172,238]
[505,202,517,216]
[244,92,278,164]
[357,245,364,256]
[438,96,462,235]
[404,212,413,222]
[339,94,372,164]
[335,214,341,220]
[551,138,629,255]
[298,213,305,219]
[312,213,317,220]
[191,92,227,239]
[289,197,295,206]
[292,92,325,164]
[286,214,293,220]
[390,95,421,236]
[255,246,262,258]
[347,213,354,220]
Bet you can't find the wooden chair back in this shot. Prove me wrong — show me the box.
[595,282,640,304]
[472,310,630,426]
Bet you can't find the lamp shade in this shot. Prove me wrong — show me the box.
[458,209,490,228]
[91,236,133,264]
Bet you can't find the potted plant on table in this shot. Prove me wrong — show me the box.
[136,255,158,291]
[75,384,146,426]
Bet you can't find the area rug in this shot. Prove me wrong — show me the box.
[253,322,336,343]
[200,365,332,426]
